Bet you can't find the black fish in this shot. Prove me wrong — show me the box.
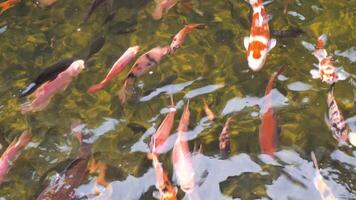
[83,0,107,22]
[19,58,75,98]
[271,28,304,38]
[85,35,105,61]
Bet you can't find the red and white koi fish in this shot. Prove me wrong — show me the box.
[311,152,337,200]
[152,153,178,200]
[149,96,176,158]
[170,24,206,53]
[172,101,196,194]
[244,0,276,71]
[152,0,178,20]
[117,46,171,104]
[259,66,284,156]
[326,85,349,145]
[87,46,139,94]
[310,35,347,84]
[20,60,85,114]
[201,97,215,121]
[0,0,17,15]
[0,130,31,184]
[219,117,232,157]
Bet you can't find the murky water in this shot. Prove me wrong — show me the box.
[0,0,355,199]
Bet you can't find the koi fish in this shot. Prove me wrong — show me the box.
[149,96,176,158]
[0,0,17,15]
[170,23,206,53]
[152,153,177,200]
[36,127,92,200]
[172,101,196,194]
[310,35,347,84]
[310,152,337,200]
[259,66,284,156]
[87,46,139,94]
[326,85,349,145]
[83,0,107,22]
[20,58,75,98]
[152,0,178,20]
[0,130,31,184]
[283,0,294,15]
[219,117,232,158]
[117,46,171,104]
[244,0,276,71]
[201,97,215,121]
[20,60,85,114]
[85,34,106,61]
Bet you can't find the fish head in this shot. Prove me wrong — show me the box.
[170,36,181,53]
[247,48,267,71]
[129,46,140,54]
[70,60,85,76]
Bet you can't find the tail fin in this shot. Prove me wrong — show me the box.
[316,34,327,49]
[245,0,262,7]
[16,130,32,148]
[186,23,207,30]
[310,151,319,170]
[117,76,135,104]
[87,82,105,94]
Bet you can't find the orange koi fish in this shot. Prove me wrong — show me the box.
[244,0,276,71]
[310,35,347,84]
[311,152,337,200]
[326,85,349,145]
[259,66,284,156]
[149,96,176,158]
[201,97,215,121]
[88,46,139,94]
[152,153,177,200]
[0,130,31,184]
[172,101,196,194]
[0,0,17,15]
[117,46,171,104]
[170,24,206,53]
[219,117,232,157]
[20,60,85,114]
[152,0,178,20]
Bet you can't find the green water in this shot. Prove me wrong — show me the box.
[0,0,355,199]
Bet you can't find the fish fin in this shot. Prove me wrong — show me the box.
[19,82,37,98]
[316,34,327,49]
[349,132,356,147]
[244,37,250,50]
[117,76,135,104]
[268,38,277,52]
[313,49,327,61]
[310,151,319,169]
[152,4,163,20]
[152,190,162,200]
[87,83,105,94]
[336,69,349,81]
[310,69,320,79]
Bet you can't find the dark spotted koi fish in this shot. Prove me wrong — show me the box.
[259,66,284,156]
[117,46,171,104]
[244,0,276,71]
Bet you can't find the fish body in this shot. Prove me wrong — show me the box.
[150,96,176,156]
[86,35,106,61]
[326,86,349,144]
[311,152,337,200]
[20,60,85,114]
[36,130,92,200]
[152,0,178,20]
[172,102,195,194]
[88,46,139,94]
[20,58,75,98]
[152,154,177,200]
[244,0,276,71]
[310,35,347,84]
[0,130,31,184]
[219,117,232,157]
[170,24,206,53]
[83,0,107,22]
[0,0,16,15]
[259,66,284,156]
[117,46,170,104]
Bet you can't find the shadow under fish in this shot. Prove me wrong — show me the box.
[85,34,106,61]
[36,131,92,200]
[271,28,304,38]
[83,0,108,22]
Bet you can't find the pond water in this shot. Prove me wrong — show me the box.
[0,0,355,199]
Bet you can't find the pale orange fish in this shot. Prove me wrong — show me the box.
[172,101,196,194]
[170,23,206,53]
[88,46,139,94]
[311,152,337,200]
[219,117,232,157]
[149,96,176,158]
[152,0,179,20]
[0,130,31,184]
[244,0,276,71]
[117,46,170,104]
[0,0,17,15]
[201,97,215,121]
[151,153,177,200]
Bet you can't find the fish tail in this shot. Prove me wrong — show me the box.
[245,0,263,7]
[117,76,135,104]
[186,23,207,30]
[316,34,327,49]
[17,130,32,148]
[152,4,163,20]
[170,94,175,107]
[310,151,319,169]
[87,82,105,94]
[20,101,33,114]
